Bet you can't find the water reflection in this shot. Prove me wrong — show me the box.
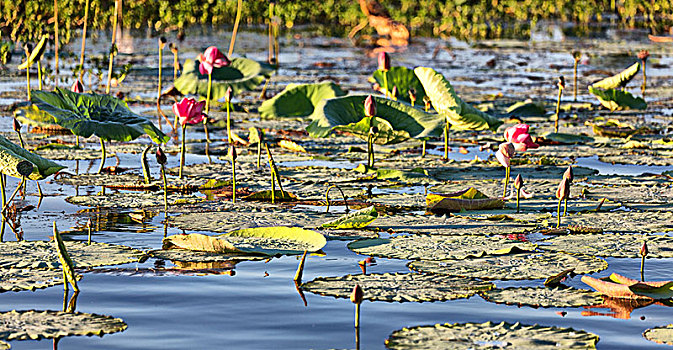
[582,296,673,319]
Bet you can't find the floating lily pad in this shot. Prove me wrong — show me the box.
[408,252,607,280]
[559,211,673,233]
[644,324,673,346]
[66,192,204,208]
[540,132,594,144]
[174,58,272,99]
[481,287,603,308]
[348,235,536,261]
[149,249,266,263]
[302,272,493,302]
[164,226,326,256]
[0,268,66,292]
[506,100,546,117]
[170,206,322,232]
[372,212,537,236]
[0,310,126,340]
[540,233,673,258]
[427,187,504,212]
[0,241,143,269]
[259,82,346,119]
[321,206,378,229]
[386,321,599,350]
[34,145,114,161]
[0,340,7,349]
[599,152,673,166]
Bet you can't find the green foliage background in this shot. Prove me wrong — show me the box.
[1,0,672,45]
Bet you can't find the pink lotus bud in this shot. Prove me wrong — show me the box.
[378,52,390,71]
[197,46,230,75]
[350,284,363,304]
[228,145,237,161]
[391,86,397,99]
[71,80,84,93]
[12,118,21,133]
[563,165,573,183]
[514,174,523,189]
[225,86,233,102]
[155,147,167,165]
[364,95,376,117]
[556,177,570,200]
[558,76,566,90]
[499,142,515,159]
[408,89,416,103]
[640,241,648,257]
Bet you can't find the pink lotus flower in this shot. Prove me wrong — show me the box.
[495,142,515,168]
[504,124,539,151]
[378,52,390,71]
[173,97,206,126]
[197,46,230,75]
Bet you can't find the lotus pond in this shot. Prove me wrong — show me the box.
[0,22,672,350]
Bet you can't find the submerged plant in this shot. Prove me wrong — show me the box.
[562,165,573,216]
[556,177,570,228]
[173,97,206,179]
[638,50,649,96]
[572,51,581,101]
[197,46,231,142]
[156,147,168,214]
[378,52,390,98]
[554,76,565,133]
[228,145,237,204]
[225,86,234,143]
[496,142,515,198]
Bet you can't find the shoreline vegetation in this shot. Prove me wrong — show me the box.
[1,0,672,45]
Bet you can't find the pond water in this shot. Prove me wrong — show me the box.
[0,25,672,350]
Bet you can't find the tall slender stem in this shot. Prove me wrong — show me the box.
[502,166,510,198]
[97,138,106,173]
[0,174,5,208]
[16,131,24,149]
[78,0,90,80]
[421,140,426,158]
[231,159,236,203]
[271,171,276,204]
[640,256,646,281]
[204,73,212,143]
[556,198,562,228]
[157,44,163,127]
[179,126,186,179]
[641,60,647,96]
[228,0,243,58]
[226,101,231,143]
[161,165,168,215]
[257,142,261,167]
[516,187,520,212]
[26,56,31,100]
[54,0,59,87]
[554,88,562,133]
[106,0,120,94]
[382,71,388,98]
[354,303,361,328]
[573,60,578,101]
[443,120,450,160]
[37,61,43,90]
[563,197,568,216]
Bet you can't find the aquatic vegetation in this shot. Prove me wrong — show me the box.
[482,287,603,308]
[370,67,426,104]
[350,284,363,328]
[17,35,48,100]
[643,325,673,346]
[105,0,120,94]
[541,232,673,258]
[588,62,646,111]
[228,145,237,203]
[638,50,649,95]
[224,86,234,142]
[321,206,377,229]
[0,135,64,180]
[156,147,168,214]
[572,51,581,101]
[0,310,127,341]
[198,46,230,142]
[582,273,673,300]
[53,222,79,292]
[496,142,514,197]
[640,241,648,280]
[258,82,346,119]
[426,187,504,212]
[555,177,570,227]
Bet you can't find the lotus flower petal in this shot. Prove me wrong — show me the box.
[495,149,510,168]
[504,124,529,143]
[173,98,206,126]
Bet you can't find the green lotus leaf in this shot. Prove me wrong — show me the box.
[163,226,326,256]
[540,233,673,258]
[17,34,48,70]
[0,241,143,269]
[589,62,640,90]
[0,310,126,341]
[414,66,503,131]
[506,100,546,117]
[540,132,594,144]
[173,58,273,99]
[348,235,536,261]
[321,206,378,229]
[14,105,61,129]
[370,66,427,104]
[0,135,64,180]
[30,88,169,144]
[408,252,607,280]
[301,272,493,302]
[307,95,444,145]
[0,268,67,292]
[588,87,647,111]
[259,82,346,119]
[644,324,673,346]
[481,287,603,308]
[353,164,433,183]
[385,321,599,350]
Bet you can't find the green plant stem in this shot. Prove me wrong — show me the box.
[641,60,647,96]
[271,171,276,204]
[54,0,59,87]
[106,0,120,94]
[382,71,388,98]
[573,60,578,101]
[502,166,510,198]
[443,121,450,160]
[421,140,426,158]
[179,126,186,179]
[157,45,163,127]
[37,61,43,90]
[226,101,232,143]
[204,73,212,143]
[173,51,179,80]
[556,198,562,228]
[97,138,106,174]
[87,224,92,245]
[16,131,24,149]
[257,142,262,167]
[259,77,270,100]
[4,177,25,210]
[231,158,236,204]
[78,0,89,80]
[161,164,168,215]
[354,303,360,328]
[516,187,520,213]
[141,145,151,184]
[294,250,307,283]
[554,88,562,133]
[640,256,645,281]
[36,181,42,197]
[26,61,31,101]
[228,0,243,58]
[0,174,5,208]
[563,197,568,216]
[75,136,79,148]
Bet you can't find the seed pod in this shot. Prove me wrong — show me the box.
[637,50,649,61]
[350,284,363,304]
[572,50,582,61]
[364,95,376,117]
[16,160,34,178]
[514,174,523,190]
[378,52,390,71]
[369,126,379,136]
[155,147,167,165]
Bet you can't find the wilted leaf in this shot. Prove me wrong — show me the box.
[321,206,378,229]
[644,324,673,346]
[278,139,307,153]
[588,87,647,111]
[589,62,640,90]
[582,273,673,299]
[242,190,297,202]
[0,241,143,269]
[427,187,504,212]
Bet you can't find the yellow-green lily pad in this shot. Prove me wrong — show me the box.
[539,233,673,258]
[0,241,143,269]
[0,268,66,292]
[481,287,603,308]
[0,310,126,341]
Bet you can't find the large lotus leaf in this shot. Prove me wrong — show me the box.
[321,206,378,229]
[414,67,502,131]
[30,88,169,144]
[588,87,647,111]
[372,212,537,236]
[17,34,48,70]
[557,211,673,233]
[644,324,673,346]
[259,82,346,119]
[385,321,599,350]
[0,268,66,292]
[164,226,326,256]
[0,135,64,180]
[66,192,204,208]
[481,287,603,308]
[0,241,143,269]
[301,272,493,302]
[370,67,427,103]
[582,273,673,300]
[540,233,673,258]
[408,252,607,280]
[589,62,640,90]
[348,235,536,261]
[307,95,444,145]
[14,105,61,128]
[427,187,504,212]
[0,310,126,340]
[173,58,272,99]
